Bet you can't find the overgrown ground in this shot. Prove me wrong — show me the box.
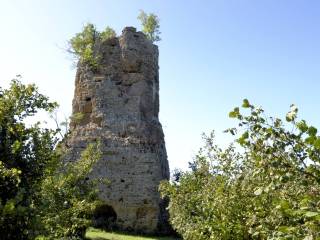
[86,228,179,240]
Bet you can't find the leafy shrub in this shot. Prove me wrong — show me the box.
[100,27,116,42]
[34,142,102,239]
[71,112,85,124]
[69,23,98,69]
[0,79,103,239]
[160,100,320,239]
[69,23,116,69]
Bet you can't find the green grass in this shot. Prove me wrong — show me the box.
[86,228,179,240]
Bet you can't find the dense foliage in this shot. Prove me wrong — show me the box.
[35,142,102,239]
[69,23,116,69]
[137,10,161,43]
[160,100,320,239]
[0,79,101,239]
[0,78,58,239]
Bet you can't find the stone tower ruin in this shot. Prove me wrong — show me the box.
[66,27,170,234]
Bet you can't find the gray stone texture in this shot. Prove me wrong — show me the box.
[66,27,170,234]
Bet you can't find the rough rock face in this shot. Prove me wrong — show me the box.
[66,27,170,234]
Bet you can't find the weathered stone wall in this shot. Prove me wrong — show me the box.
[65,27,170,234]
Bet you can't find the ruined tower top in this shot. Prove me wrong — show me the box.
[70,26,161,132]
[66,27,170,234]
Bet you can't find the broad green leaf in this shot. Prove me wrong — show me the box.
[278,226,295,233]
[305,136,316,144]
[242,131,249,139]
[313,137,320,149]
[229,107,240,118]
[296,120,308,133]
[242,99,250,108]
[3,200,15,215]
[307,126,317,136]
[305,211,319,218]
[286,112,294,122]
[229,111,237,118]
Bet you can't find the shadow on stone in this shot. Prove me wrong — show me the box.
[93,204,117,230]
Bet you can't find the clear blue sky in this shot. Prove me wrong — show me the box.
[1,0,320,170]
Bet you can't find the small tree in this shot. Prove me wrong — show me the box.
[137,10,161,43]
[69,23,99,68]
[0,78,58,239]
[100,26,116,41]
[69,23,116,69]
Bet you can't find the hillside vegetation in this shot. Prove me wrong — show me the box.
[160,100,320,239]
